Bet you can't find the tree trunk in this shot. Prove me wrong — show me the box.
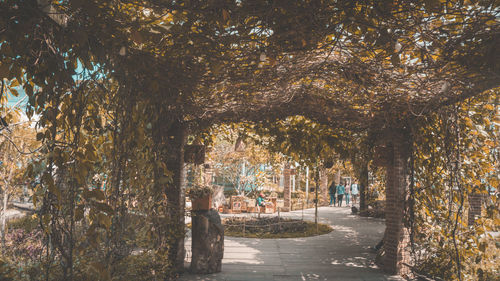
[359,162,369,212]
[319,165,328,205]
[1,183,8,248]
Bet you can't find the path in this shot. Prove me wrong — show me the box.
[180,206,403,281]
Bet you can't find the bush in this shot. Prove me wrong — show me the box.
[0,257,16,281]
[223,217,332,238]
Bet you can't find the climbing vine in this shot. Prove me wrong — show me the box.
[0,0,498,280]
[409,89,499,280]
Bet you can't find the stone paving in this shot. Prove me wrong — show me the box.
[180,206,403,281]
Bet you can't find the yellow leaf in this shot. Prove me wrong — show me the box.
[222,9,230,22]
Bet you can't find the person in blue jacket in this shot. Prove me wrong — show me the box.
[351,182,359,204]
[336,181,345,207]
[257,192,266,211]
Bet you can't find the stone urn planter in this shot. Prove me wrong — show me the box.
[188,185,214,211]
[190,209,224,274]
[188,185,223,274]
[192,195,212,211]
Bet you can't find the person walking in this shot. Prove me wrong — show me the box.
[328,181,337,206]
[336,181,345,207]
[351,182,359,204]
[257,192,266,213]
[345,181,351,206]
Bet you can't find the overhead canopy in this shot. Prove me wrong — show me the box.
[1,0,498,133]
[193,45,499,132]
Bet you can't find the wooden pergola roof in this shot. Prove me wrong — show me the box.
[191,48,499,132]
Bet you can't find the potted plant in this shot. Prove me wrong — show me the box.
[188,185,214,211]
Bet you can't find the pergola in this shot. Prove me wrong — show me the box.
[1,0,499,279]
[158,47,499,275]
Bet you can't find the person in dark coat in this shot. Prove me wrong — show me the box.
[328,182,337,206]
[336,182,345,207]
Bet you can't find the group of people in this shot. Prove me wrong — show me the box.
[328,180,359,207]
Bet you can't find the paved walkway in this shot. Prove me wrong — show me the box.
[180,206,403,281]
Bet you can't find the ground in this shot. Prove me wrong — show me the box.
[181,206,404,281]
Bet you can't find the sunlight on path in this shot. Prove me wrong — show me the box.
[181,206,403,281]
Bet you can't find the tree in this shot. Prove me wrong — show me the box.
[0,106,38,248]
[206,126,282,197]
[407,89,499,280]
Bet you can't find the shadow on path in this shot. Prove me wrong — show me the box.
[180,206,402,281]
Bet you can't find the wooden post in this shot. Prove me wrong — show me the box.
[243,216,246,237]
[305,166,309,204]
[278,210,281,231]
[315,164,319,233]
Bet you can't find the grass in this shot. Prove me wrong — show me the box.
[223,219,333,239]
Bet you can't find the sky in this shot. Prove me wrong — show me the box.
[6,92,27,108]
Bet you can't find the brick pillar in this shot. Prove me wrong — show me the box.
[383,136,411,276]
[468,193,484,226]
[319,165,328,205]
[283,164,291,212]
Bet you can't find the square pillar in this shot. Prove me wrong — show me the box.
[383,135,411,276]
[165,123,187,272]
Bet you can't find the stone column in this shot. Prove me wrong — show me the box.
[190,210,224,273]
[382,133,411,276]
[283,164,291,212]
